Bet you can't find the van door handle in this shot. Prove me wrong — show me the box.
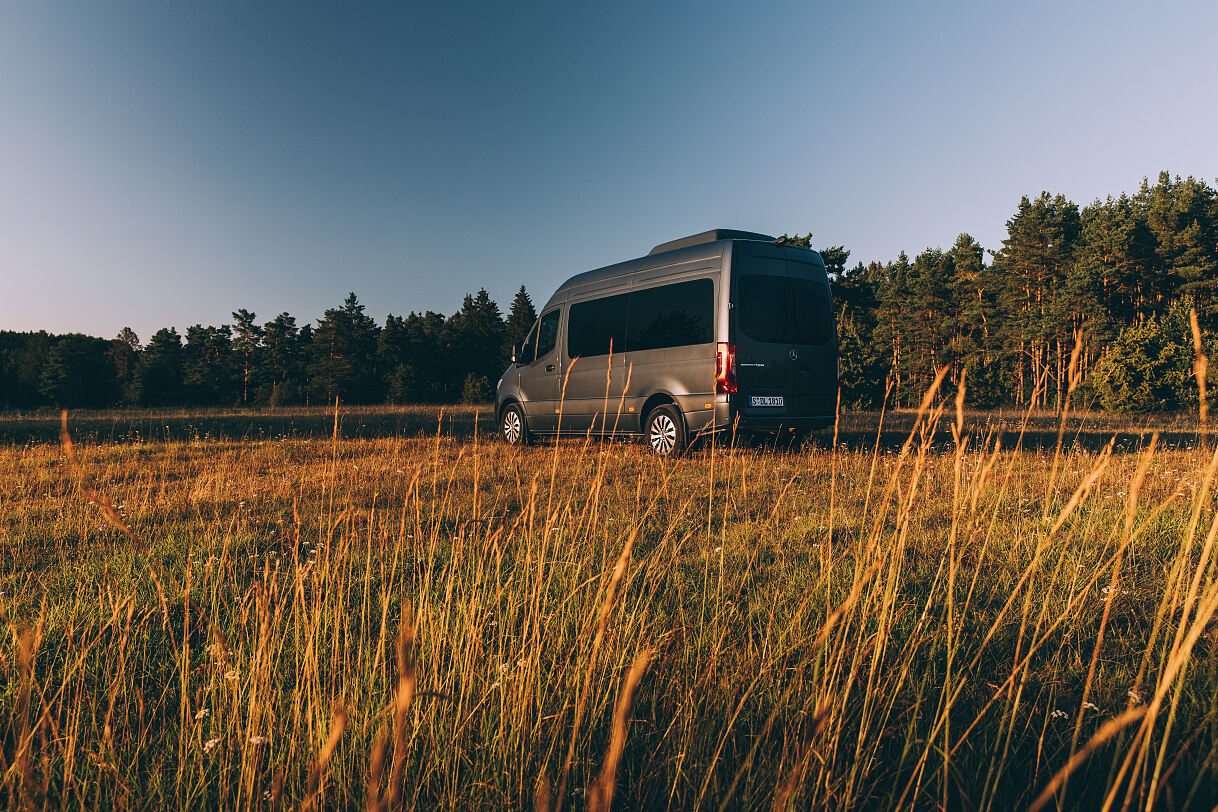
[545,364,555,372]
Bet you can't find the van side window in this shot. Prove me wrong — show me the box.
[519,310,560,363]
[567,293,629,358]
[519,320,539,363]
[535,310,559,359]
[626,278,713,352]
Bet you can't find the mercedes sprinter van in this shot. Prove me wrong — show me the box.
[496,229,838,455]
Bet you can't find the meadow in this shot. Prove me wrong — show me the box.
[1,398,1216,810]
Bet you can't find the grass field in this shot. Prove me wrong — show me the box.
[1,399,1217,810]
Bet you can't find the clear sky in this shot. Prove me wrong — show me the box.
[2,0,1215,342]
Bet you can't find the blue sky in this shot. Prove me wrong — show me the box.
[1,0,1215,342]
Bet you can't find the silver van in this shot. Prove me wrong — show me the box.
[496,229,838,455]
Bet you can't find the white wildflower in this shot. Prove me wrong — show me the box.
[1083,702,1099,712]
[203,737,221,753]
[224,670,239,681]
[1127,689,1143,704]
[195,708,209,720]
[1050,710,1068,720]
[249,734,270,745]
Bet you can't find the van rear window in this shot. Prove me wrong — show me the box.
[738,274,833,345]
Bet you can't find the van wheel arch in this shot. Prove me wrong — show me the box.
[499,398,524,426]
[640,393,681,431]
[498,397,519,419]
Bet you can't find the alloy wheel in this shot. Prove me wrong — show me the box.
[649,414,677,455]
[503,410,522,444]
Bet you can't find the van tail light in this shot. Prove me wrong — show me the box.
[716,342,737,394]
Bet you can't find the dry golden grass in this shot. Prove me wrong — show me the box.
[0,399,1217,810]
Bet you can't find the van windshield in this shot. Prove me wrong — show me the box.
[738,274,833,345]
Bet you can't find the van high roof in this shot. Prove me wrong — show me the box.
[648,229,776,255]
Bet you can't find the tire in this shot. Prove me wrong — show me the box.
[500,403,529,447]
[644,404,687,457]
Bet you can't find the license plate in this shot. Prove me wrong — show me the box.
[749,396,784,407]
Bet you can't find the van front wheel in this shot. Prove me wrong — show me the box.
[501,403,529,447]
[645,405,687,457]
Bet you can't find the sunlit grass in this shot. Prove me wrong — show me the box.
[1,398,1216,810]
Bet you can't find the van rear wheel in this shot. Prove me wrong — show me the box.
[501,403,529,446]
[645,405,687,457]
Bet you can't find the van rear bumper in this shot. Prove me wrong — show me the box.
[697,396,836,436]
[733,413,835,431]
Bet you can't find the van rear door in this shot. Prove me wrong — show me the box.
[784,251,837,417]
[731,247,836,422]
[733,257,793,417]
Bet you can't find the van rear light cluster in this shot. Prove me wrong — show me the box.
[716,342,737,394]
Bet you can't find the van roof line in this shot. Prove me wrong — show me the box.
[648,229,776,256]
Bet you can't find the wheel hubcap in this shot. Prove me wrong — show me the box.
[503,411,522,443]
[649,415,676,454]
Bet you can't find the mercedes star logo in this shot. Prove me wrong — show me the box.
[788,348,799,361]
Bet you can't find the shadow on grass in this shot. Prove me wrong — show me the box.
[0,405,498,446]
[2,404,1208,455]
[800,409,1210,454]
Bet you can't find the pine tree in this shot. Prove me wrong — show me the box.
[444,289,506,392]
[819,246,850,278]
[309,293,381,403]
[504,286,537,354]
[1137,172,1218,323]
[231,309,263,406]
[232,309,264,404]
[908,247,955,392]
[991,192,1081,408]
[110,328,141,405]
[132,328,184,406]
[874,253,912,404]
[259,313,305,405]
[182,325,237,406]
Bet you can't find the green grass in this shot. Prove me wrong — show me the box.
[1,403,1216,810]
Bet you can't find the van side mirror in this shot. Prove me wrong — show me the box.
[511,344,519,364]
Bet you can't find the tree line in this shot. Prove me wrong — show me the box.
[829,171,1218,412]
[1,288,537,409]
[2,171,1215,414]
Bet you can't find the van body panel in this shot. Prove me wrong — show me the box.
[561,349,630,433]
[498,233,837,443]
[623,345,713,412]
[682,406,715,434]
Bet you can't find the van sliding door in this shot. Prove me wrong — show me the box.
[561,292,629,434]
